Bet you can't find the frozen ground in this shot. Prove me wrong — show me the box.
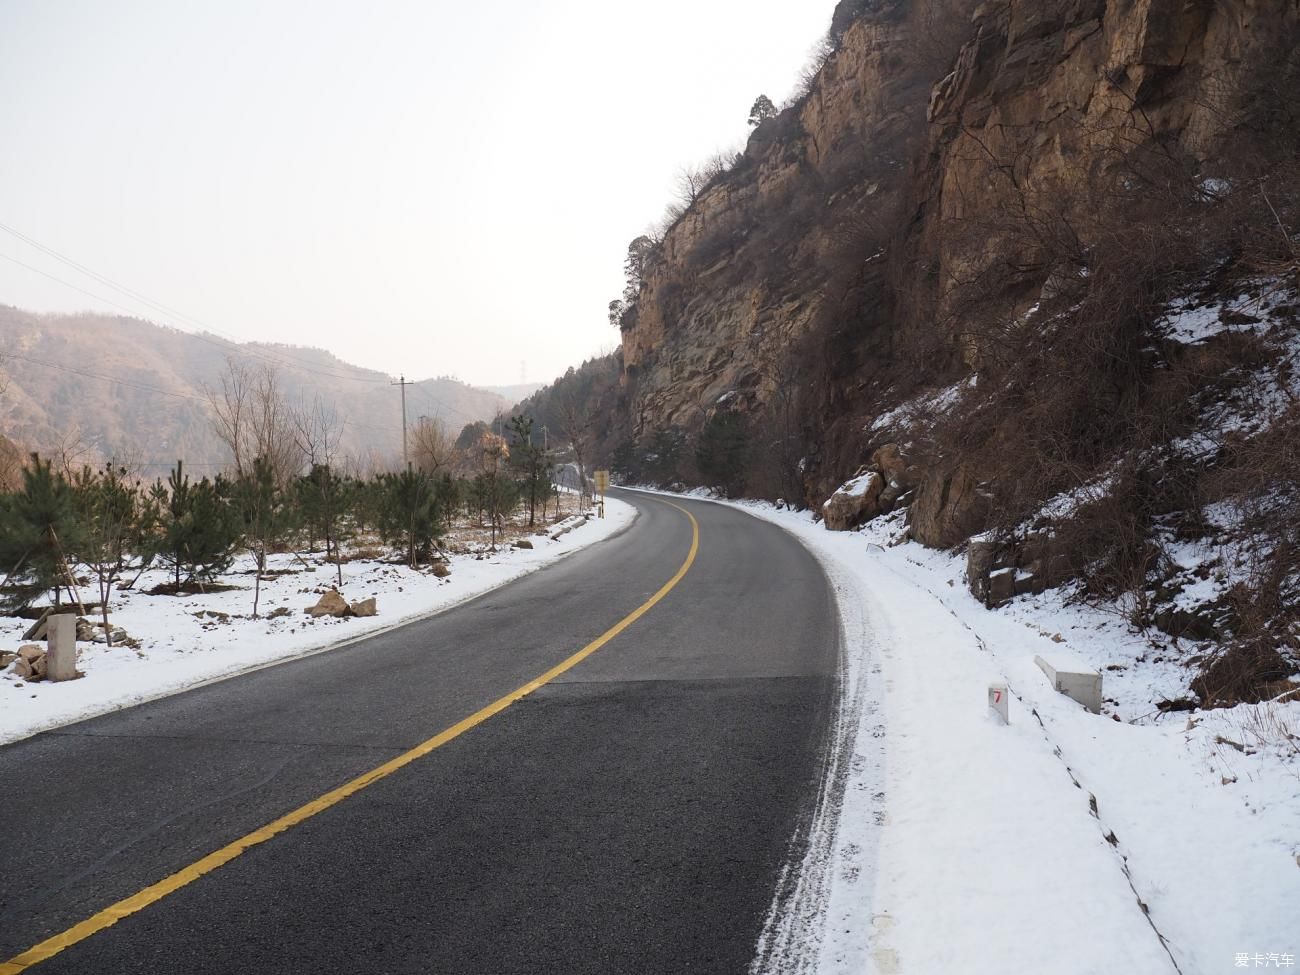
[0,499,635,745]
[633,489,1299,975]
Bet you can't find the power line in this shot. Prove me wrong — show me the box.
[0,252,149,320]
[0,222,391,385]
[0,349,405,438]
[2,350,210,404]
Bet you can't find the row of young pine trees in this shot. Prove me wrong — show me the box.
[0,415,558,642]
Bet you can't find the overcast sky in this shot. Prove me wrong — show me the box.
[0,0,836,388]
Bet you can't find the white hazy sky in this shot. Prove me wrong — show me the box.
[0,0,837,387]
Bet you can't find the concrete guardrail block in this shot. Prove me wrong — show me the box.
[1034,653,1102,714]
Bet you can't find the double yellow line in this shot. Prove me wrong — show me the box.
[1,501,699,974]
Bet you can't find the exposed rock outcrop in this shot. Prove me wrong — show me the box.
[616,0,1299,525]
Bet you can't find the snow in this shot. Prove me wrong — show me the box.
[866,378,973,435]
[0,499,636,745]
[822,472,880,508]
[1156,279,1297,345]
[631,489,1298,975]
[1034,475,1114,522]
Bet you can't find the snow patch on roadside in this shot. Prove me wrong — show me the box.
[632,489,1299,975]
[0,500,635,745]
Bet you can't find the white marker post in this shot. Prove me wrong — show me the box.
[46,613,78,682]
[988,682,1009,724]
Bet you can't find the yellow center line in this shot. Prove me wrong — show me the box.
[1,499,700,975]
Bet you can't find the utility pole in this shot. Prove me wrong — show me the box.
[392,375,413,470]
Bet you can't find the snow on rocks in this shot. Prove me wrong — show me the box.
[0,498,635,745]
[1156,279,1297,345]
[822,472,884,531]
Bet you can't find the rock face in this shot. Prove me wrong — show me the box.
[622,1,939,445]
[616,0,1299,519]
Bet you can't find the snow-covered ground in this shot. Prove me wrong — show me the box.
[634,489,1299,975]
[0,499,635,745]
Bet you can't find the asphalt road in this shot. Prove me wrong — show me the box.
[0,491,840,974]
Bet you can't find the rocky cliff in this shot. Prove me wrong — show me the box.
[619,0,1298,508]
[594,0,1300,701]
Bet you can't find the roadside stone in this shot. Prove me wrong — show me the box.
[966,534,1001,603]
[349,597,377,618]
[307,589,349,618]
[18,645,44,664]
[987,567,1017,605]
[432,563,451,578]
[0,650,15,669]
[822,471,884,531]
[15,645,46,681]
[513,539,534,550]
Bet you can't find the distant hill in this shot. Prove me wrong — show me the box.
[0,306,509,476]
[483,382,546,405]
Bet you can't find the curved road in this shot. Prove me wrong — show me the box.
[0,491,840,974]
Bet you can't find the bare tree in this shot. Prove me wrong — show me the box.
[206,357,252,477]
[556,394,593,505]
[410,416,455,478]
[205,358,303,484]
[49,425,94,478]
[674,152,735,207]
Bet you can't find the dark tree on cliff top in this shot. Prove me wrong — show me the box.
[748,94,777,126]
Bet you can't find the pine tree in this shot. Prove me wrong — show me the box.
[376,469,442,568]
[0,455,85,612]
[150,462,239,591]
[295,463,350,587]
[748,94,777,126]
[235,455,294,617]
[72,464,139,646]
[507,415,552,527]
[696,412,751,498]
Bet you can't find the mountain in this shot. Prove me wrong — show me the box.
[529,0,1300,702]
[0,306,510,475]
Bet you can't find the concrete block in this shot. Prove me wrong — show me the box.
[46,614,78,682]
[988,682,1009,724]
[1034,653,1102,714]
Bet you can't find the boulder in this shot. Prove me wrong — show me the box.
[349,597,378,618]
[432,563,451,578]
[987,567,1018,605]
[307,590,350,618]
[0,651,14,669]
[14,645,46,681]
[871,443,920,490]
[822,471,885,531]
[966,534,1001,603]
[909,464,988,548]
[513,539,534,550]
